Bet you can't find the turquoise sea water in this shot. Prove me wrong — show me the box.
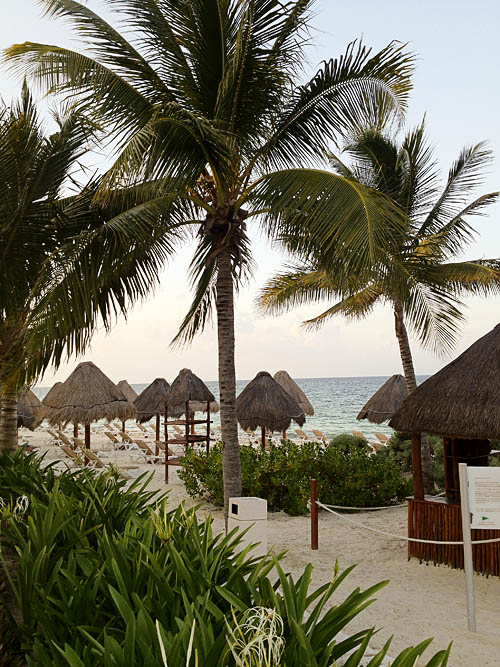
[35,376,428,441]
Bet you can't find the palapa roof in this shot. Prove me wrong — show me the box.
[273,370,314,416]
[236,371,305,432]
[134,378,170,422]
[167,368,218,416]
[116,379,138,403]
[44,361,136,426]
[18,388,45,430]
[42,381,63,406]
[389,323,500,439]
[357,374,408,424]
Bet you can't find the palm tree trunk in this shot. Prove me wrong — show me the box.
[394,300,432,493]
[0,386,18,452]
[216,247,242,525]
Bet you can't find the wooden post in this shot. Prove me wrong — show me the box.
[165,403,169,484]
[122,421,126,433]
[73,423,78,438]
[282,430,287,440]
[155,413,160,455]
[311,479,318,550]
[411,432,424,499]
[185,400,189,455]
[206,400,210,455]
[84,424,90,465]
[261,426,266,450]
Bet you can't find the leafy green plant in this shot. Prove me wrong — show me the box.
[377,432,445,492]
[179,439,412,515]
[0,451,450,665]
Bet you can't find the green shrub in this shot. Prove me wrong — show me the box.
[179,438,413,515]
[0,451,450,666]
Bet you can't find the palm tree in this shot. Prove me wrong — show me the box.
[258,123,500,489]
[0,86,173,451]
[6,0,415,512]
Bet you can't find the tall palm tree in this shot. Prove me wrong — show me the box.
[258,123,500,488]
[6,0,415,511]
[0,86,174,451]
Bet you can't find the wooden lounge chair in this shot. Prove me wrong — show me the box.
[375,432,389,445]
[132,439,164,463]
[104,431,120,445]
[295,429,307,440]
[57,430,77,448]
[352,430,366,440]
[136,423,148,433]
[312,429,326,441]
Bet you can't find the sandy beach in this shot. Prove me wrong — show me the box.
[22,426,500,667]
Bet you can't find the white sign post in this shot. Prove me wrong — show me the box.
[458,463,477,632]
[459,464,500,633]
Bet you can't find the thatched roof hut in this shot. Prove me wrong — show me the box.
[116,380,138,404]
[134,378,170,423]
[273,370,314,416]
[167,368,218,416]
[236,371,305,433]
[390,324,500,439]
[18,388,45,430]
[44,362,136,426]
[357,374,407,424]
[42,381,64,406]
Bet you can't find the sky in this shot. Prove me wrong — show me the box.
[1,0,499,385]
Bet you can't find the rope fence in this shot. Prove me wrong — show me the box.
[309,479,500,550]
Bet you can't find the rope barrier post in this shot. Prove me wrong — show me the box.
[311,479,318,550]
[459,463,477,632]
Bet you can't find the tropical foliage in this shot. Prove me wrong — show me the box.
[258,123,500,489]
[179,437,412,515]
[0,451,450,665]
[5,0,415,510]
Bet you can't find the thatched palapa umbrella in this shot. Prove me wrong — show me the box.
[42,381,65,431]
[116,380,138,432]
[357,374,407,424]
[274,370,313,437]
[44,362,136,462]
[167,368,218,419]
[18,388,45,430]
[236,371,305,448]
[390,323,500,500]
[134,378,170,444]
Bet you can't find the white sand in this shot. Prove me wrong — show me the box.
[20,426,500,666]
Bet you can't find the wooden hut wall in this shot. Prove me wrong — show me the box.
[408,496,500,576]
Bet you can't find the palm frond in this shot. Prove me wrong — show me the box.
[303,285,383,329]
[246,168,406,270]
[259,40,414,170]
[419,142,494,235]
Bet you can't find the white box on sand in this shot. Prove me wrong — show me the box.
[228,497,267,558]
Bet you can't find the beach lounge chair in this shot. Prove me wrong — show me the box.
[352,430,366,440]
[57,430,77,448]
[104,431,120,445]
[295,429,307,440]
[375,432,389,445]
[132,439,164,463]
[312,429,326,442]
[136,423,148,433]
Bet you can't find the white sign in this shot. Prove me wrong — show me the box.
[467,466,500,529]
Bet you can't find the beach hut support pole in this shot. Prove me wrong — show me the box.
[185,401,189,455]
[166,403,170,484]
[73,423,78,438]
[155,414,160,455]
[84,424,90,465]
[206,400,210,455]
[261,427,265,450]
[411,432,424,499]
[282,430,286,440]
[311,479,318,550]
[121,421,125,433]
[459,463,477,632]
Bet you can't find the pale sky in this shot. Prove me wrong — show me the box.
[1,0,499,386]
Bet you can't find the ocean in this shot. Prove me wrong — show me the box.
[35,376,427,441]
